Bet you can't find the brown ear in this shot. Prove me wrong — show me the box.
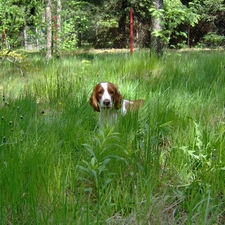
[89,93,100,112]
[114,87,123,110]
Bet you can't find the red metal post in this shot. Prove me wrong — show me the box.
[130,8,134,54]
[3,29,6,41]
[2,21,7,45]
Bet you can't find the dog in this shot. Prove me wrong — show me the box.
[89,82,144,126]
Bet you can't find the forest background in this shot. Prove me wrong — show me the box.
[1,0,225,59]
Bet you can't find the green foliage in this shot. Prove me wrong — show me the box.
[60,18,78,51]
[131,0,152,20]
[60,1,95,50]
[0,0,44,48]
[150,0,225,48]
[150,0,200,46]
[196,0,225,21]
[201,32,225,48]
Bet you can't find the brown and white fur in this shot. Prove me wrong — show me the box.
[89,82,144,126]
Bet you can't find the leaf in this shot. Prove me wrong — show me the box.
[82,143,96,159]
[77,164,91,174]
[98,158,110,174]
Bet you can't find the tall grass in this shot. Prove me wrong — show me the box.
[0,50,225,224]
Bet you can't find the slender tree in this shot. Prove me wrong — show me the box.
[46,0,52,60]
[151,0,164,56]
[56,0,62,54]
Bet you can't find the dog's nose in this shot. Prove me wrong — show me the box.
[103,99,110,106]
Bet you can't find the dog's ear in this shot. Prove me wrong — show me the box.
[114,87,123,110]
[89,92,100,112]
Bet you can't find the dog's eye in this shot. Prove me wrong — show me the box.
[98,91,103,96]
[109,91,114,96]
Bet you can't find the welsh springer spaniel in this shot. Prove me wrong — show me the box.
[89,82,144,126]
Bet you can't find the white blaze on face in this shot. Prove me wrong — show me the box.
[100,82,113,108]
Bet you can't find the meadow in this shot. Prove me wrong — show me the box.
[0,49,225,224]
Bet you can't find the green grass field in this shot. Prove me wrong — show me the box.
[0,49,225,224]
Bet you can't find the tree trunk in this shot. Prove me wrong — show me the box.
[151,0,164,56]
[56,0,62,54]
[23,26,28,49]
[46,0,52,60]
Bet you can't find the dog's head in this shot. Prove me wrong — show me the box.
[89,82,123,112]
